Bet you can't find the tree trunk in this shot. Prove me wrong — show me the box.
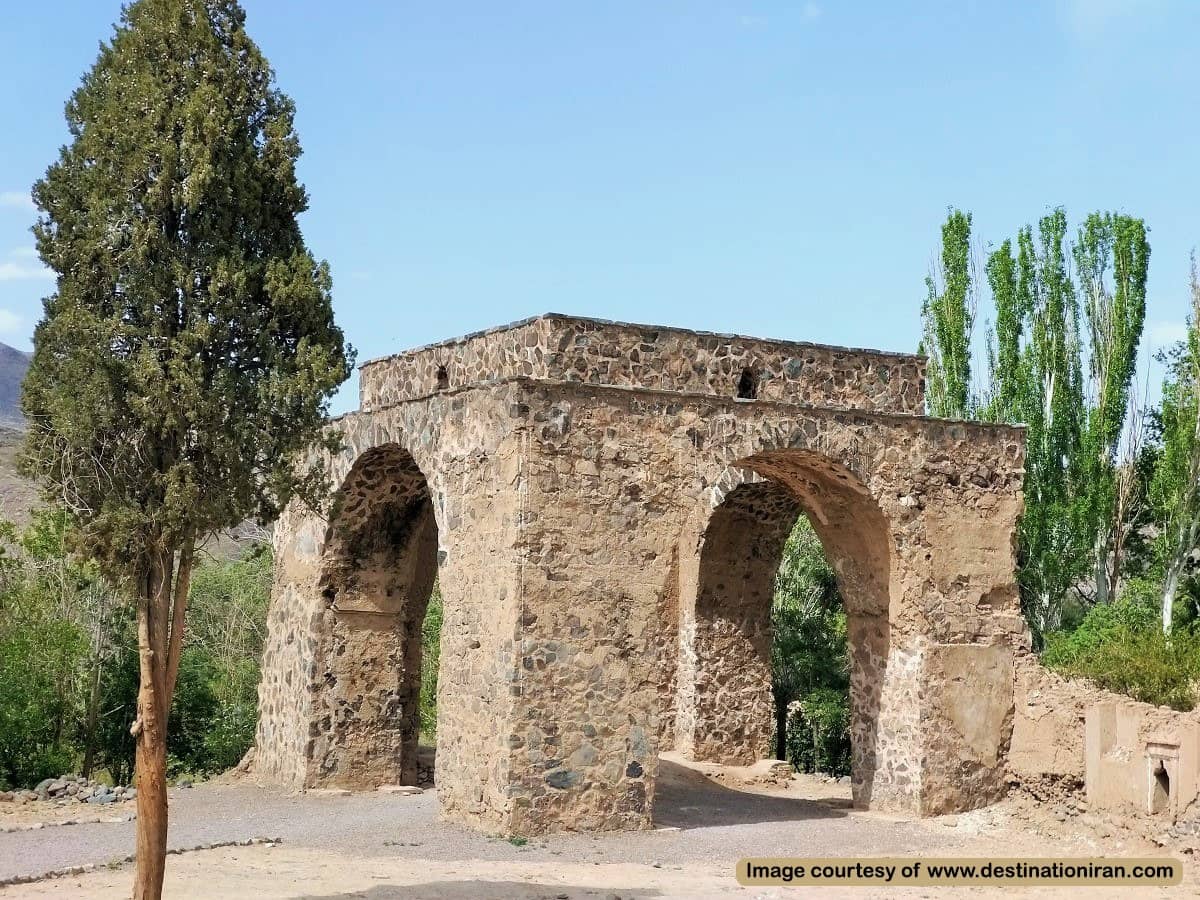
[775,698,788,763]
[132,701,169,900]
[81,653,103,778]
[1162,564,1180,636]
[132,551,172,900]
[1162,517,1200,635]
[1093,531,1111,606]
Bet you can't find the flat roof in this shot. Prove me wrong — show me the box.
[358,312,925,371]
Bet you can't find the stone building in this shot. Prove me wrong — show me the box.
[251,314,1028,835]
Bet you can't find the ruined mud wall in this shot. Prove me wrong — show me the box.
[360,314,926,414]
[1010,657,1200,820]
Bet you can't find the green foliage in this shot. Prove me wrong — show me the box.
[1043,597,1200,711]
[785,687,851,777]
[1143,261,1200,631]
[93,623,139,785]
[0,613,87,789]
[184,546,270,771]
[932,208,1152,642]
[419,585,443,740]
[23,0,351,588]
[921,208,976,419]
[0,521,272,788]
[771,516,850,774]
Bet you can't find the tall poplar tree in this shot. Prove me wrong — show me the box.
[1074,214,1150,604]
[975,209,1149,641]
[22,2,351,897]
[1150,257,1200,633]
[921,208,976,418]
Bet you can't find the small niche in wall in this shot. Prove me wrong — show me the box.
[436,364,449,391]
[1145,741,1179,816]
[736,368,758,400]
[1152,761,1171,814]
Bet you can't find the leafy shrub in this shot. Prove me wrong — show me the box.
[0,616,87,789]
[88,547,273,782]
[1043,598,1200,711]
[785,686,851,776]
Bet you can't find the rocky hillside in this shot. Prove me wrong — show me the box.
[0,346,36,524]
[0,343,29,427]
[0,347,262,553]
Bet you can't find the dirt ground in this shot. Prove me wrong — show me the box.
[0,801,136,833]
[1,755,1194,899]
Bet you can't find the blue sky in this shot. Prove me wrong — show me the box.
[1,0,1197,414]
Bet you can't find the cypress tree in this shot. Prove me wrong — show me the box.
[23,2,351,896]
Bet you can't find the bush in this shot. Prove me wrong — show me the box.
[785,687,851,776]
[0,615,87,789]
[84,546,273,783]
[1043,598,1200,711]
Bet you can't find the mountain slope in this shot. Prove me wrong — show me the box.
[0,342,30,426]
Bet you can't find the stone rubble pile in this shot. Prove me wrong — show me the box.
[0,776,137,806]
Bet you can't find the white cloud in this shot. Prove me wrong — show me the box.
[0,261,52,282]
[0,191,35,212]
[1059,0,1160,40]
[802,2,822,21]
[0,247,51,281]
[1148,321,1190,347]
[0,309,23,335]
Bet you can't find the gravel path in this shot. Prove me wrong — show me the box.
[0,762,989,884]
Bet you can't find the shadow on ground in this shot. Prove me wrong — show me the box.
[300,884,657,899]
[651,758,848,829]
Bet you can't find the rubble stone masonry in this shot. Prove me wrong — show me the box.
[253,314,1027,835]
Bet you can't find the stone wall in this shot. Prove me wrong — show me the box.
[681,478,800,764]
[359,314,926,415]
[254,388,535,831]
[254,316,1026,836]
[504,378,1024,826]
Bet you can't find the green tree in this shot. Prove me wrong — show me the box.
[419,585,444,740]
[1043,596,1199,711]
[770,517,848,768]
[981,210,1087,639]
[921,208,977,419]
[0,607,87,789]
[1075,214,1150,605]
[1148,257,1200,632]
[23,2,351,895]
[185,545,271,770]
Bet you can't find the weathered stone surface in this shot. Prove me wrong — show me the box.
[359,314,926,415]
[252,313,1028,836]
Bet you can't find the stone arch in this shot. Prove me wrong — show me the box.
[306,443,440,789]
[676,444,893,808]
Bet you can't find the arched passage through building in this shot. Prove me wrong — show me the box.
[675,449,891,808]
[306,443,441,789]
